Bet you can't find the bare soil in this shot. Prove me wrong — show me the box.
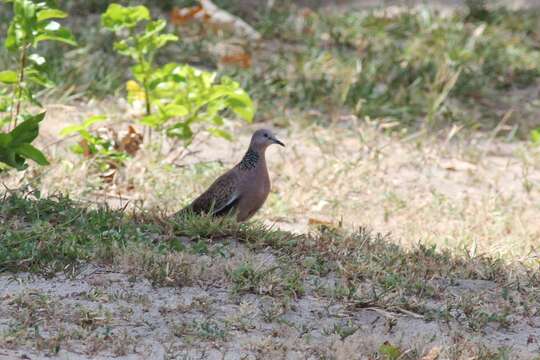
[1,251,540,359]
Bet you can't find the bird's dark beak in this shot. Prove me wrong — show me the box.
[273,137,285,147]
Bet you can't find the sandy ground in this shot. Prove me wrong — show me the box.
[1,253,540,359]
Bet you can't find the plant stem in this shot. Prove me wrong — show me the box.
[138,52,153,143]
[10,45,28,130]
[144,81,152,143]
[144,85,151,116]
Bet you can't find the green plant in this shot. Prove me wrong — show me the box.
[531,128,540,145]
[0,0,76,170]
[59,115,129,171]
[378,341,402,360]
[0,112,48,169]
[101,3,254,144]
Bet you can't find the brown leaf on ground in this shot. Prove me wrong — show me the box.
[439,159,477,171]
[100,169,116,184]
[421,346,441,360]
[220,52,252,68]
[170,5,204,25]
[117,126,143,156]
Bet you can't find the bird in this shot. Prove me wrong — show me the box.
[176,128,285,222]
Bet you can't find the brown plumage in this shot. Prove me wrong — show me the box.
[177,129,285,221]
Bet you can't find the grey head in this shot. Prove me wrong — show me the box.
[249,128,285,151]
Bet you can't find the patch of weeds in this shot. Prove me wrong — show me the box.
[303,254,333,276]
[10,292,59,329]
[116,243,194,287]
[378,341,403,360]
[227,262,271,296]
[226,258,303,298]
[322,321,358,340]
[174,319,228,342]
[259,298,289,323]
[111,328,137,357]
[0,322,25,349]
[444,295,513,332]
[73,305,112,331]
[190,239,208,255]
[283,269,305,298]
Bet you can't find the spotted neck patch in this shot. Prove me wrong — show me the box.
[239,148,260,170]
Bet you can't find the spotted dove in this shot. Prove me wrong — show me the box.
[177,129,285,221]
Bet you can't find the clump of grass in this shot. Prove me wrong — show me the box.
[0,190,292,276]
[173,318,228,342]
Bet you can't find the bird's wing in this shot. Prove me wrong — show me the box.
[188,170,241,216]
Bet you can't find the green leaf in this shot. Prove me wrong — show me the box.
[14,0,36,19]
[0,133,12,148]
[206,83,255,122]
[205,99,227,117]
[5,22,19,51]
[59,115,107,137]
[0,151,26,170]
[101,4,150,30]
[162,104,188,117]
[0,70,18,84]
[144,19,167,35]
[34,27,77,46]
[26,68,54,87]
[207,127,233,141]
[140,114,162,128]
[226,90,255,122]
[0,112,48,170]
[59,124,83,137]
[37,9,68,22]
[531,128,540,144]
[379,342,401,360]
[10,112,45,145]
[83,115,107,128]
[14,143,49,165]
[154,34,179,49]
[166,122,193,140]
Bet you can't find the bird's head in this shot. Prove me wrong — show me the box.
[250,128,285,150]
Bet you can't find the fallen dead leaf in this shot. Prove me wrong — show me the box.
[421,346,441,360]
[440,159,477,172]
[220,52,252,68]
[170,5,204,25]
[118,125,143,156]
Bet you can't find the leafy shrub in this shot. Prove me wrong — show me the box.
[102,3,254,144]
[0,0,76,170]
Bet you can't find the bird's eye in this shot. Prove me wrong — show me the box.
[264,133,268,138]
